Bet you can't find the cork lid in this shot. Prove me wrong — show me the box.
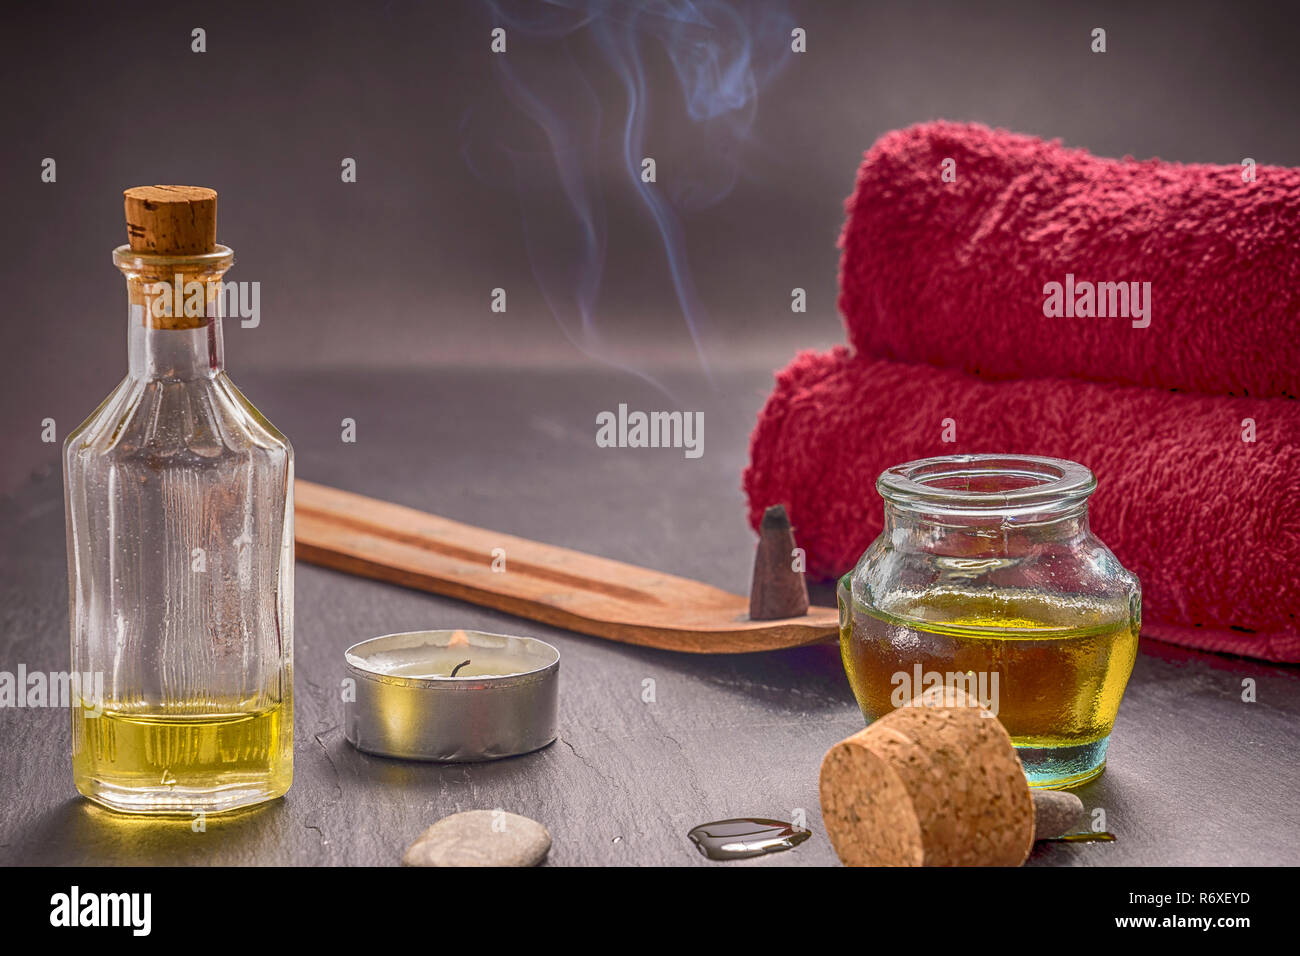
[819,687,1035,866]
[124,185,217,255]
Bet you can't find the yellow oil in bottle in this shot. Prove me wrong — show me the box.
[840,586,1138,788]
[72,698,292,815]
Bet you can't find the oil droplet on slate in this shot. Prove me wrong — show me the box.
[688,819,810,860]
[1042,831,1116,843]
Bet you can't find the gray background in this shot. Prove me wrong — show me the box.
[4,0,1300,491]
[2,1,1298,866]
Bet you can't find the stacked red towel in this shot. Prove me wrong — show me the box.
[744,123,1300,662]
[840,122,1300,399]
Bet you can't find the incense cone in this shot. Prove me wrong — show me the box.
[819,687,1035,866]
[748,505,809,620]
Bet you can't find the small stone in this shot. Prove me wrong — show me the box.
[1031,790,1085,840]
[401,810,551,867]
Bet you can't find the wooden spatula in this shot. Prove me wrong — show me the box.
[294,480,839,653]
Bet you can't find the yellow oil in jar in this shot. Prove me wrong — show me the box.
[72,698,292,815]
[840,586,1138,788]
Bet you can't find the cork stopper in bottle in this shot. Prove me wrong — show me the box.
[124,185,217,255]
[120,186,226,331]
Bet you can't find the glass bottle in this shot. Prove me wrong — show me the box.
[64,187,293,814]
[837,454,1140,789]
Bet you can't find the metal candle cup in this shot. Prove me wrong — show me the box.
[344,630,559,762]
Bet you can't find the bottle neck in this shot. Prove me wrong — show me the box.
[882,501,1090,556]
[127,312,225,380]
[114,245,234,382]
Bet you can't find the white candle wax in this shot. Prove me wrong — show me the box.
[357,630,553,680]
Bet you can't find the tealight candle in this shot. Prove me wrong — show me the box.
[344,629,559,762]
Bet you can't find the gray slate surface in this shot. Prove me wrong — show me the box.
[2,366,1298,866]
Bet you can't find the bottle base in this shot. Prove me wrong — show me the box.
[75,777,290,816]
[1016,736,1109,789]
[71,703,292,815]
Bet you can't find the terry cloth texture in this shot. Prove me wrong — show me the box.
[743,348,1300,663]
[838,122,1300,398]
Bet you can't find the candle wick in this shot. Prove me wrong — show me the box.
[450,659,471,678]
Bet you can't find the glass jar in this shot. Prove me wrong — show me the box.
[64,243,294,814]
[837,454,1139,789]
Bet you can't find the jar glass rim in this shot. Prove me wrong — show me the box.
[877,454,1096,512]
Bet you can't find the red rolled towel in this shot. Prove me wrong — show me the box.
[743,348,1300,663]
[839,122,1300,398]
